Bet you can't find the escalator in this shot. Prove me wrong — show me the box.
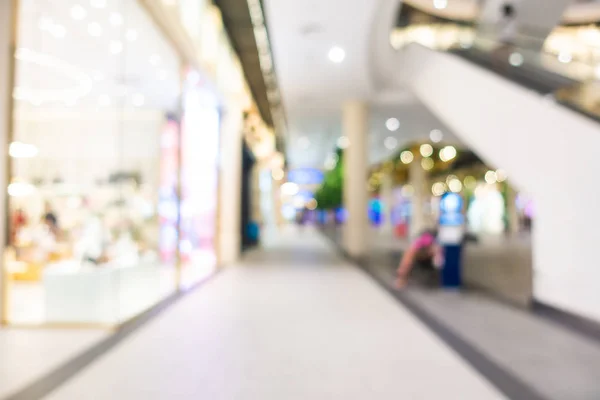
[396,41,600,322]
[450,45,600,121]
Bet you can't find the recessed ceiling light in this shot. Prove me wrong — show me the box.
[433,0,448,9]
[109,12,124,26]
[386,118,400,132]
[109,40,123,55]
[90,0,107,8]
[132,93,145,107]
[430,129,443,143]
[126,29,138,42]
[88,22,102,37]
[70,5,87,20]
[328,46,345,63]
[384,136,398,150]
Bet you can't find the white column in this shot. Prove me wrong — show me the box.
[251,164,262,225]
[380,172,394,234]
[271,177,283,228]
[342,101,368,258]
[217,104,243,266]
[0,0,15,323]
[409,154,427,238]
[506,183,520,235]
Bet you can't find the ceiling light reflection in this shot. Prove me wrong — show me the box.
[421,157,434,170]
[420,143,433,157]
[10,142,38,158]
[400,150,414,164]
[109,12,124,26]
[328,46,345,63]
[430,129,443,143]
[386,118,400,132]
[14,48,93,105]
[88,22,102,37]
[126,29,138,42]
[433,0,448,9]
[384,136,398,150]
[70,5,87,20]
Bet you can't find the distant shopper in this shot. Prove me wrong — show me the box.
[43,202,59,237]
[395,229,444,288]
[498,3,517,45]
[492,3,517,68]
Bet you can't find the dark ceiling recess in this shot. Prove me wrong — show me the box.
[213,0,274,127]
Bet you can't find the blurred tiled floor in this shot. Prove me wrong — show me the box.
[321,225,600,400]
[43,226,506,400]
[0,328,108,398]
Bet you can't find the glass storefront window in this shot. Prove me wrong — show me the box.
[179,69,220,289]
[7,0,181,326]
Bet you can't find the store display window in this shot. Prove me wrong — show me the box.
[5,0,182,326]
[178,70,221,289]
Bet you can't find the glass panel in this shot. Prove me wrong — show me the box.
[179,69,220,289]
[391,18,600,121]
[8,0,180,326]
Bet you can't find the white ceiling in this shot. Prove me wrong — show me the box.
[16,0,181,112]
[264,0,461,169]
[264,0,600,170]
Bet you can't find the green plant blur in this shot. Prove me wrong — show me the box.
[314,148,343,210]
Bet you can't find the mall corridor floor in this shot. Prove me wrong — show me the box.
[42,227,506,399]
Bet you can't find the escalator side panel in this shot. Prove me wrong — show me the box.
[400,44,600,323]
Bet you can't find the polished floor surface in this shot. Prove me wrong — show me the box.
[43,226,506,399]
[0,328,108,399]
[322,225,600,400]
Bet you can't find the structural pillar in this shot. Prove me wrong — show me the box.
[217,104,243,266]
[506,183,520,235]
[409,154,428,239]
[342,101,369,258]
[0,0,16,324]
[251,164,262,226]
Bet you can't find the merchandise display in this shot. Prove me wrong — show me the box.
[4,0,183,326]
[1,0,253,328]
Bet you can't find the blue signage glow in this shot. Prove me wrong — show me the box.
[439,193,464,226]
[287,168,324,185]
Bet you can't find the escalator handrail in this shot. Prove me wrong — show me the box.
[445,46,600,124]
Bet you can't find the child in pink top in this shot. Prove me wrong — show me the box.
[396,229,443,288]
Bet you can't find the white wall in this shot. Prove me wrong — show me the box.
[400,44,600,322]
[217,104,243,266]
